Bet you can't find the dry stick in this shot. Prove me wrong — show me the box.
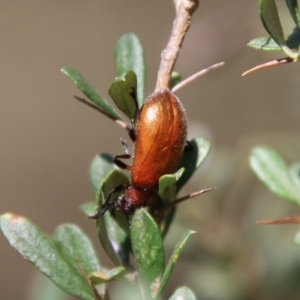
[74,95,130,131]
[257,216,300,225]
[168,187,216,208]
[172,62,225,93]
[242,57,293,76]
[156,0,199,90]
[75,260,103,300]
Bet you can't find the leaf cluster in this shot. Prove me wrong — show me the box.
[249,0,300,57]
[244,0,300,75]
[1,32,211,300]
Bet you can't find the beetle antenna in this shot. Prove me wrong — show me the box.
[88,204,111,219]
[89,185,128,219]
[172,62,224,93]
[164,187,216,210]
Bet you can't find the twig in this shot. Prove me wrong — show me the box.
[242,57,293,76]
[75,260,103,300]
[74,95,130,132]
[156,0,199,90]
[168,187,216,208]
[257,216,300,225]
[172,62,225,92]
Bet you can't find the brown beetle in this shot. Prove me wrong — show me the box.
[89,88,187,219]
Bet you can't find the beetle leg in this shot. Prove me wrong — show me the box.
[88,185,128,219]
[184,140,193,152]
[114,155,131,170]
[128,122,136,142]
[113,138,132,170]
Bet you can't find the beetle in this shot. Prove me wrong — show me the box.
[88,88,188,219]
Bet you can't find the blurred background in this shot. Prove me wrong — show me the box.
[1,1,300,299]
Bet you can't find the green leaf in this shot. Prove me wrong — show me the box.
[157,167,184,239]
[130,209,165,298]
[286,0,300,26]
[249,146,300,205]
[158,168,185,203]
[286,26,300,50]
[156,230,195,298]
[61,66,122,121]
[294,230,300,245]
[52,224,105,298]
[89,153,115,201]
[108,71,138,119]
[114,33,146,108]
[29,272,69,300]
[94,169,131,267]
[89,266,126,284]
[247,37,282,50]
[161,207,177,240]
[80,202,96,216]
[52,224,102,275]
[259,0,285,46]
[177,138,211,191]
[0,214,95,300]
[159,138,211,238]
[169,286,197,300]
[288,162,300,189]
[169,72,182,89]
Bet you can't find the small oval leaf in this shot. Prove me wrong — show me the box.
[294,229,300,245]
[29,272,69,300]
[80,202,96,216]
[156,230,195,298]
[249,146,300,205]
[286,26,300,50]
[169,72,182,90]
[52,224,105,298]
[259,0,285,46]
[169,286,197,300]
[0,214,95,300]
[158,168,185,203]
[108,71,138,119]
[247,37,282,50]
[130,209,165,298]
[93,169,131,267]
[89,153,115,201]
[177,138,211,191]
[61,66,122,121]
[52,224,102,275]
[114,33,146,108]
[286,0,300,26]
[89,266,126,284]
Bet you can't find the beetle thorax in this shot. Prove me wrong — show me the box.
[115,185,153,214]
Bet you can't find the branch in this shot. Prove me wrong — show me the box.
[172,62,224,92]
[155,0,199,90]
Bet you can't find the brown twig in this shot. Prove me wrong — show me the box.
[257,216,300,225]
[75,260,103,300]
[242,57,293,76]
[168,187,216,208]
[156,0,199,90]
[172,62,225,92]
[74,95,130,132]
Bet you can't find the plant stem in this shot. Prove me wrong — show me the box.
[172,62,224,92]
[155,0,199,90]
